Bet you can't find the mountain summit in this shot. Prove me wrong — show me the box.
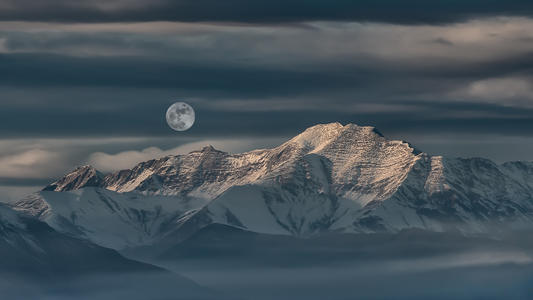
[14,123,533,250]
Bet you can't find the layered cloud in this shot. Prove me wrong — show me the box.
[2,0,533,24]
[1,18,533,139]
[2,18,533,68]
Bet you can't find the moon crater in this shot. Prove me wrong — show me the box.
[166,102,195,131]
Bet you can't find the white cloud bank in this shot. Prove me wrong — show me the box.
[0,149,63,178]
[87,138,285,172]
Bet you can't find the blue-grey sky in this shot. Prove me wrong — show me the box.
[3,1,533,200]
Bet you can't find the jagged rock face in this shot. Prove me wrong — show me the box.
[350,155,533,233]
[46,123,421,204]
[13,123,533,250]
[43,165,104,192]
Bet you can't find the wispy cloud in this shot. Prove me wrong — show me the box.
[87,138,284,172]
[463,77,533,105]
[0,149,62,178]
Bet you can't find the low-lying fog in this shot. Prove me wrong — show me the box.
[165,250,533,300]
[0,272,220,300]
[145,230,533,300]
[4,230,533,300]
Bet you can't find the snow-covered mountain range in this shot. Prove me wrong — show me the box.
[0,200,222,299]
[0,201,163,277]
[0,201,140,271]
[13,122,533,251]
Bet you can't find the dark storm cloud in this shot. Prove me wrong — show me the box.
[2,0,533,24]
[2,45,533,139]
[0,53,364,93]
[1,48,533,98]
[0,19,532,140]
[3,20,533,86]
[2,88,533,139]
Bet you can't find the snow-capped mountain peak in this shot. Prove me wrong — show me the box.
[43,165,103,192]
[282,122,388,154]
[285,122,345,151]
[13,122,533,250]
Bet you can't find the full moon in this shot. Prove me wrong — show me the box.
[166,102,195,131]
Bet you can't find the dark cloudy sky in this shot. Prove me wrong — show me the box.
[3,0,533,200]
